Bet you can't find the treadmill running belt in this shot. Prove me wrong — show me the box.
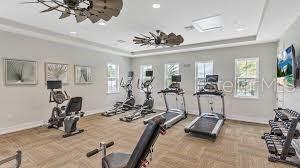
[191,117,219,135]
[161,112,180,121]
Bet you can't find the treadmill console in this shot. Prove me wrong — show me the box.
[159,75,184,94]
[196,75,223,96]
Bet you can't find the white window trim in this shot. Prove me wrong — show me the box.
[107,63,120,94]
[195,61,214,92]
[164,63,180,88]
[234,57,259,99]
[140,65,153,82]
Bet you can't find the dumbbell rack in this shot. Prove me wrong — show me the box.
[262,108,300,167]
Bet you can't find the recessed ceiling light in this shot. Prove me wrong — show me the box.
[235,25,248,32]
[192,15,223,32]
[117,40,126,43]
[234,21,248,32]
[152,3,161,9]
[70,31,77,35]
[236,28,246,32]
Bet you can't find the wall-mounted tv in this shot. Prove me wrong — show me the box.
[277,45,297,87]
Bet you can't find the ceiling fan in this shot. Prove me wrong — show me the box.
[22,0,123,23]
[133,30,184,47]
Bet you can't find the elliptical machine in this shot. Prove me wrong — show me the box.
[120,71,155,122]
[47,81,85,138]
[102,71,135,117]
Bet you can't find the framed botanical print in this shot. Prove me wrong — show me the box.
[74,65,92,84]
[45,63,68,84]
[4,59,37,85]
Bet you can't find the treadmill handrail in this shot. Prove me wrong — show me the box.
[194,90,224,96]
[158,89,185,95]
[194,89,225,119]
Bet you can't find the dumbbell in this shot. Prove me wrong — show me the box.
[267,144,277,154]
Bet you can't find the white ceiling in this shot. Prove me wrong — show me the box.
[0,0,300,56]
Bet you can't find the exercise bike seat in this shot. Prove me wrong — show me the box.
[102,153,131,168]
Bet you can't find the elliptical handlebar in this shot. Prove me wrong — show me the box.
[137,78,141,89]
[137,76,155,92]
[120,77,125,88]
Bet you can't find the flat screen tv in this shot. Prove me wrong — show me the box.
[277,45,297,87]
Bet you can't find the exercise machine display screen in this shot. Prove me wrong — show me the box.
[206,75,218,83]
[128,71,134,77]
[172,75,181,83]
[146,70,153,77]
[47,81,62,90]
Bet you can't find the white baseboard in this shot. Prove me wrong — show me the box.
[225,115,268,124]
[84,109,104,116]
[155,106,268,124]
[0,120,44,136]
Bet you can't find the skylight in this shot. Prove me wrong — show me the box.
[192,15,223,32]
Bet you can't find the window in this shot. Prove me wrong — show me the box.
[165,63,179,88]
[107,63,119,93]
[140,65,153,82]
[195,61,213,91]
[235,58,259,98]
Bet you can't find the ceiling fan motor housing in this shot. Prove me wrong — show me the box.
[64,0,80,9]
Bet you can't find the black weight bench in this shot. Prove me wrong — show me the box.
[87,116,166,168]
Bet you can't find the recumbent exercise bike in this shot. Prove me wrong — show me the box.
[47,81,85,138]
[103,71,135,117]
[87,116,166,168]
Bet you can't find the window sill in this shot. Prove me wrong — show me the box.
[233,95,259,100]
[107,92,120,95]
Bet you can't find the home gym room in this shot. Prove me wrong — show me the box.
[0,0,300,167]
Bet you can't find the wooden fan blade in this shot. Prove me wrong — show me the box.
[93,0,123,10]
[97,12,112,21]
[88,14,101,23]
[134,37,147,40]
[40,5,59,13]
[93,4,121,16]
[177,35,184,43]
[149,32,157,39]
[160,32,168,40]
[21,0,51,4]
[75,10,87,23]
[167,33,176,39]
[140,34,151,39]
[59,8,71,19]
[103,8,120,16]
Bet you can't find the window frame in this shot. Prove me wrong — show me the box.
[107,63,120,94]
[164,63,180,88]
[140,64,153,82]
[195,61,214,92]
[234,57,259,99]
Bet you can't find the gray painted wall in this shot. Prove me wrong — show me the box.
[0,30,131,134]
[131,43,278,123]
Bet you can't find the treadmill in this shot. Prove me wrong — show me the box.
[184,75,225,139]
[144,75,187,129]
